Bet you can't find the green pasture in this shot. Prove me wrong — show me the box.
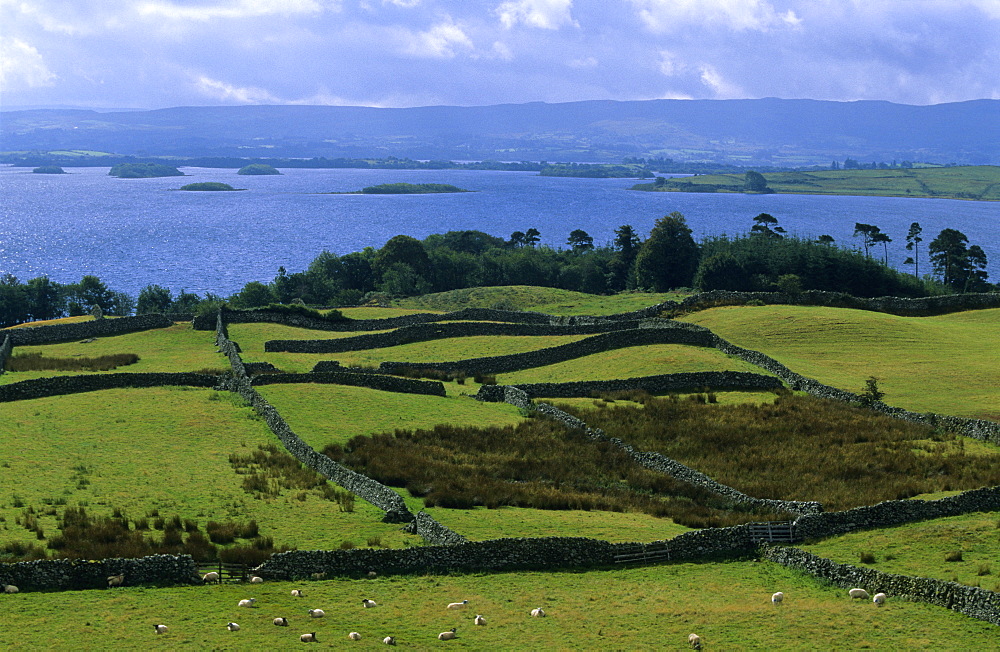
[2,561,996,650]
[497,343,775,385]
[0,388,417,552]
[0,322,226,385]
[337,307,442,319]
[394,285,684,315]
[802,511,1000,591]
[680,306,1000,420]
[257,384,524,449]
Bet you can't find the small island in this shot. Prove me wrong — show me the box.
[109,163,184,178]
[353,183,470,194]
[237,163,282,175]
[179,182,242,191]
[32,165,66,174]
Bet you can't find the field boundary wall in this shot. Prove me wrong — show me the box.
[761,545,1000,626]
[0,372,221,402]
[0,554,198,591]
[3,314,174,346]
[0,334,11,373]
[510,371,782,398]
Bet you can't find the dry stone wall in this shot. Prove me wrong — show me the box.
[250,372,446,396]
[403,510,467,546]
[511,371,782,398]
[0,372,221,402]
[5,314,174,345]
[0,334,11,373]
[0,554,198,591]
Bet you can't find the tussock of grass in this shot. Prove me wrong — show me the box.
[560,393,1000,510]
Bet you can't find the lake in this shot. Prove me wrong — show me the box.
[1,165,998,297]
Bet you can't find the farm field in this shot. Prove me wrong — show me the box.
[1,561,996,650]
[394,285,686,315]
[679,306,1000,420]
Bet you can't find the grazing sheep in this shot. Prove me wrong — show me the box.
[438,628,458,641]
[530,607,546,618]
[4,584,19,594]
[308,608,325,618]
[348,632,362,641]
[226,622,240,631]
[273,617,289,626]
[362,598,377,608]
[873,592,887,607]
[383,635,396,645]
[291,589,304,597]
[474,614,486,626]
[849,588,870,600]
[368,570,378,579]
[250,576,264,584]
[238,598,256,608]
[202,572,219,583]
[688,633,702,650]
[107,574,125,588]
[771,592,784,604]
[153,624,168,634]
[446,600,469,610]
[300,632,318,643]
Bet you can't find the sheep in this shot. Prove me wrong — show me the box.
[771,592,784,604]
[107,574,125,588]
[873,592,887,607]
[311,572,326,581]
[291,589,304,597]
[474,614,486,626]
[530,607,546,618]
[153,624,168,634]
[202,571,219,584]
[273,617,289,626]
[250,576,264,584]
[308,608,325,618]
[446,600,469,610]
[383,635,396,645]
[4,584,19,594]
[849,588,870,600]
[226,622,240,631]
[238,598,256,608]
[348,632,362,641]
[368,570,378,579]
[300,632,318,643]
[438,628,458,641]
[688,633,702,650]
[362,598,377,608]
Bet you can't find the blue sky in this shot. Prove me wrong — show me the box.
[2,0,999,109]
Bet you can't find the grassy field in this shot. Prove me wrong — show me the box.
[1,561,996,650]
[394,286,685,315]
[679,306,1000,420]
[635,165,1000,200]
[802,512,1000,591]
[497,343,774,385]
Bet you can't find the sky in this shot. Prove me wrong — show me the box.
[2,0,999,110]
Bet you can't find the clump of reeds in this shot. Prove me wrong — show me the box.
[7,352,140,372]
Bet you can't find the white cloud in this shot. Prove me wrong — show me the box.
[383,0,421,7]
[0,37,57,89]
[628,0,793,32]
[496,0,576,30]
[699,64,742,98]
[568,56,597,68]
[11,2,84,35]
[404,20,473,58]
[137,0,326,22]
[492,41,514,61]
[193,74,281,103]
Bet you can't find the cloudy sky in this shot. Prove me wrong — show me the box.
[3,0,999,110]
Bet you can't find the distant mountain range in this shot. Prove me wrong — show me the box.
[2,98,997,166]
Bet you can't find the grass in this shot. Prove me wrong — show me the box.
[802,511,1000,590]
[2,315,94,329]
[679,305,1000,420]
[393,285,686,315]
[256,384,524,449]
[0,388,418,554]
[497,343,776,385]
[1,561,997,649]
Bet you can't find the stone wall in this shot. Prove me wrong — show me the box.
[511,371,783,399]
[0,372,221,403]
[250,372,446,396]
[0,334,11,373]
[761,545,1000,626]
[5,314,174,346]
[403,510,468,546]
[0,554,198,591]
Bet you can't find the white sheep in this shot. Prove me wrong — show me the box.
[446,600,469,610]
[291,589,304,597]
[771,592,784,604]
[300,632,318,643]
[226,622,240,631]
[849,588,870,600]
[474,614,486,626]
[4,584,19,594]
[383,635,396,645]
[348,631,362,640]
[308,608,325,618]
[202,571,220,583]
[274,617,289,626]
[873,592,887,607]
[438,628,458,640]
[688,633,702,650]
[368,570,378,579]
[107,574,125,588]
[238,598,256,608]
[250,576,264,584]
[153,624,168,634]
[530,607,546,618]
[362,598,377,608]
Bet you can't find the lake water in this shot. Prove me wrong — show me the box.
[1,165,998,297]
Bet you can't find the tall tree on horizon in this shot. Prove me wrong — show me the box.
[904,222,923,277]
[634,212,700,292]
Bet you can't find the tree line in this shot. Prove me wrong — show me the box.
[1,213,994,327]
